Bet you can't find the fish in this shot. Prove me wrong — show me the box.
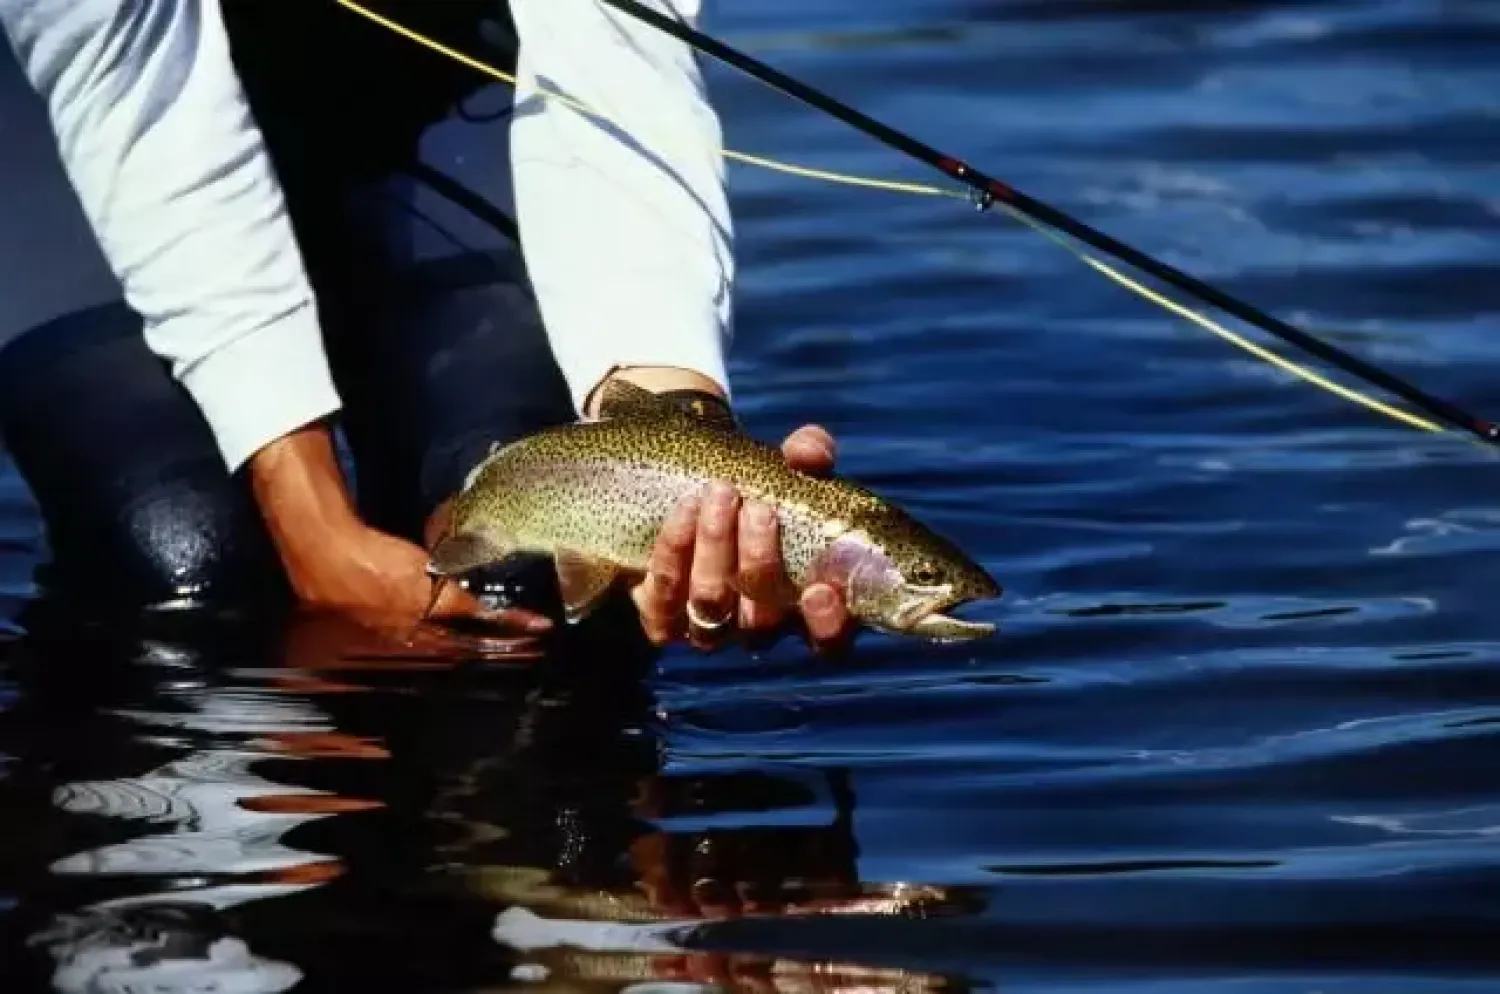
[424,380,1000,641]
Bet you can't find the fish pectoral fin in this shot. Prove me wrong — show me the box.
[554,550,625,623]
[593,378,682,421]
[428,532,515,578]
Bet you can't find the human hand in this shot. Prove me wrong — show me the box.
[629,424,856,656]
[285,519,554,647]
[250,422,549,649]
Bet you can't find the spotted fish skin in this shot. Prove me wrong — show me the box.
[430,384,1000,640]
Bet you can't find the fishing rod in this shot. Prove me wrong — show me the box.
[600,0,1499,444]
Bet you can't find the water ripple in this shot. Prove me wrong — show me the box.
[4,0,1499,990]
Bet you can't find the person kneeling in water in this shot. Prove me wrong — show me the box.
[0,0,852,654]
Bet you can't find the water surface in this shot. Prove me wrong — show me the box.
[4,1,1500,991]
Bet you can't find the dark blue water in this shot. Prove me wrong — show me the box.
[4,0,1500,991]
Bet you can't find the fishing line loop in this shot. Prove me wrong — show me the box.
[333,0,1486,444]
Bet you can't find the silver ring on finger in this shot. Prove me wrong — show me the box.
[686,599,734,634]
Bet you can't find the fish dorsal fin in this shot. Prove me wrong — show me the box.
[554,550,624,623]
[595,379,743,433]
[427,531,515,579]
[594,379,688,421]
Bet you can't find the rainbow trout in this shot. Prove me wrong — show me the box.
[426,381,1000,641]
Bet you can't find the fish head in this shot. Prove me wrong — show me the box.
[834,512,1001,642]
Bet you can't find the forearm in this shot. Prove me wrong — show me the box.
[0,0,342,471]
[509,0,735,417]
[248,422,363,580]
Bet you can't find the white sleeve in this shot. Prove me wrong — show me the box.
[509,0,735,413]
[0,0,342,471]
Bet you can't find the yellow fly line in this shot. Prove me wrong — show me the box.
[332,0,1443,436]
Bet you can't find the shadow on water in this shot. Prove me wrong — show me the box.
[5,0,1500,991]
[0,595,983,993]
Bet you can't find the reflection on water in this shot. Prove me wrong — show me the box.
[0,602,974,993]
[5,0,1500,991]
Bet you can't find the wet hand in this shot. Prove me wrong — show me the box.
[289,520,553,647]
[630,424,856,656]
[250,422,550,650]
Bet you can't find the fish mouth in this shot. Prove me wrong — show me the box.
[908,609,995,642]
[899,591,997,642]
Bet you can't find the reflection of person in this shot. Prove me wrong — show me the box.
[11,626,339,994]
[0,1,852,653]
[31,902,303,994]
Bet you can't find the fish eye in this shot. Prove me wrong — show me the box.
[911,562,942,586]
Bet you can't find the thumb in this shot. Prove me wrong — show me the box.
[782,425,837,475]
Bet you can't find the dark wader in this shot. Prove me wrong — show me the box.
[0,3,575,614]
